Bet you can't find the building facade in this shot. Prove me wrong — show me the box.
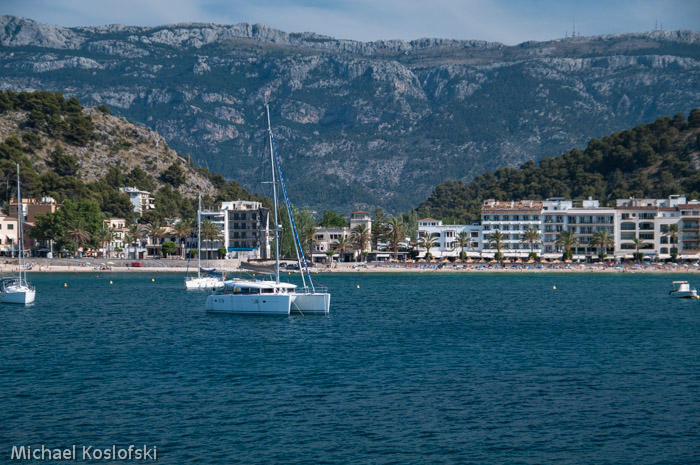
[200,200,270,260]
[119,187,155,214]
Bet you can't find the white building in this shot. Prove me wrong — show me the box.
[119,187,155,214]
[200,200,270,260]
[416,218,482,258]
[615,195,687,259]
[0,215,18,256]
[481,200,543,258]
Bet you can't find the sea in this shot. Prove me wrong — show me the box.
[2,271,699,464]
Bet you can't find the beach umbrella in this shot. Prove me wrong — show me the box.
[107,261,115,265]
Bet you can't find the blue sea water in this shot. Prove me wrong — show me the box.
[2,271,700,464]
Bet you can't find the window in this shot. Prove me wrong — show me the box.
[7,224,13,230]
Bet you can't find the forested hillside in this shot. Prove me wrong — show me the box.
[0,90,260,223]
[415,109,700,222]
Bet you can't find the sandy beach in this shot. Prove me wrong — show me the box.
[4,257,699,274]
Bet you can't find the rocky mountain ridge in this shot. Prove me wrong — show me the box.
[0,105,216,198]
[1,15,700,213]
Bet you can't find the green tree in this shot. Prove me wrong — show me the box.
[161,241,177,257]
[663,223,680,259]
[67,220,91,256]
[146,220,166,257]
[371,208,390,250]
[453,231,471,261]
[487,230,506,262]
[351,223,371,261]
[417,235,438,260]
[332,236,351,263]
[555,229,579,260]
[172,220,192,258]
[29,199,104,255]
[160,163,185,188]
[591,230,614,260]
[520,227,542,260]
[387,217,405,260]
[631,237,649,262]
[93,227,114,258]
[319,210,347,228]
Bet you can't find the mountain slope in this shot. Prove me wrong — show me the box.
[1,15,699,212]
[415,109,700,222]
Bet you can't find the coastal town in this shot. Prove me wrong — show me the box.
[4,185,699,269]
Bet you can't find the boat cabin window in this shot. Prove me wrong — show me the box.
[229,287,260,295]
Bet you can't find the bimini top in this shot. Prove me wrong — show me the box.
[223,280,297,291]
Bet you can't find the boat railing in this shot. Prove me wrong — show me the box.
[297,284,328,294]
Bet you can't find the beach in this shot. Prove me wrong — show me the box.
[5,257,700,274]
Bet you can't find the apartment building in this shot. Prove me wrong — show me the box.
[615,195,688,258]
[481,200,543,257]
[200,200,270,260]
[119,187,155,214]
[416,218,481,258]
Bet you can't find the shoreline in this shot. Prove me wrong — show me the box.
[5,261,700,274]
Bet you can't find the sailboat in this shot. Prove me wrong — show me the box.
[0,164,36,304]
[185,194,225,290]
[205,105,331,315]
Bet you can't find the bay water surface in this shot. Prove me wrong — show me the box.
[2,272,700,464]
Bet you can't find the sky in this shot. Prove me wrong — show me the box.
[1,0,699,45]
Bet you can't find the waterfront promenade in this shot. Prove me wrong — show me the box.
[3,257,700,274]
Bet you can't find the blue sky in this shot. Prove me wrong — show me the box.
[1,0,699,44]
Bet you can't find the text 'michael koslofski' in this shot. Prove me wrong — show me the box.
[10,444,158,461]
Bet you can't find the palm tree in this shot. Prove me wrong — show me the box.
[520,227,541,260]
[93,227,113,258]
[332,236,351,263]
[123,232,135,259]
[487,230,506,263]
[555,229,579,260]
[67,221,90,257]
[172,220,191,258]
[201,220,224,260]
[417,235,439,260]
[591,230,614,260]
[200,219,216,260]
[453,231,471,262]
[128,224,147,258]
[147,220,166,258]
[664,223,680,259]
[632,237,648,263]
[351,224,371,262]
[386,217,405,260]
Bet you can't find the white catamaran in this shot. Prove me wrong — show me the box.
[205,105,331,315]
[185,195,226,290]
[0,164,36,304]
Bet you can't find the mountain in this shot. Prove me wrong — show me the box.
[1,15,699,213]
[415,109,700,222]
[0,90,256,222]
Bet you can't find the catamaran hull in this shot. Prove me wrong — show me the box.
[205,294,292,315]
[185,277,225,290]
[291,292,331,315]
[0,287,36,304]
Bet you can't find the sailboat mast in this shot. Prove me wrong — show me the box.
[16,163,24,287]
[266,104,281,284]
[197,194,202,279]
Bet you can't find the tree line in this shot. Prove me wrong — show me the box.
[414,109,700,223]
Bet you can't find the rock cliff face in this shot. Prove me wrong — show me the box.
[1,15,699,212]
